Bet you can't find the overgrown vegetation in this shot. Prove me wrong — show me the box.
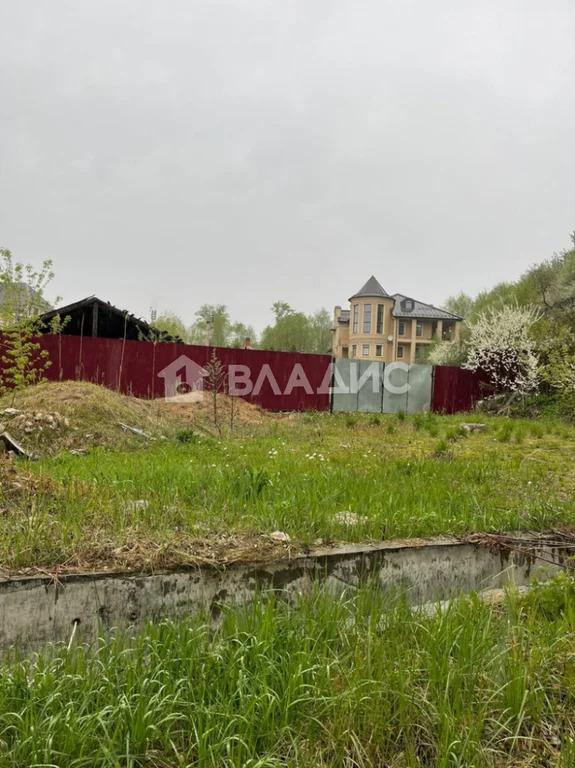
[2,578,575,766]
[0,249,56,396]
[431,231,575,418]
[1,391,574,573]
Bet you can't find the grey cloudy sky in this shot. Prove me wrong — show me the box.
[1,0,574,332]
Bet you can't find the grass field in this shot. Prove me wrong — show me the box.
[2,406,575,573]
[1,578,575,767]
[3,384,575,766]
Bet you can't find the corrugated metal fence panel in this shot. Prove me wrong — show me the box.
[431,366,487,414]
[331,359,358,412]
[29,336,332,412]
[357,361,384,412]
[406,365,433,414]
[382,363,409,414]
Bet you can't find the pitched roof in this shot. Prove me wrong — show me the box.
[349,276,389,301]
[337,309,350,323]
[392,294,462,321]
[39,296,180,342]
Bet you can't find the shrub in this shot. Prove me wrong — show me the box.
[175,429,201,444]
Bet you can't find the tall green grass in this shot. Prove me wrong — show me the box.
[1,581,574,766]
[2,412,573,570]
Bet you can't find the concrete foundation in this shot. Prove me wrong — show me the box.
[0,535,570,654]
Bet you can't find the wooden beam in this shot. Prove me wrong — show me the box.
[91,301,99,337]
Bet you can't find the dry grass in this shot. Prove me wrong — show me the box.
[0,381,183,454]
[162,390,274,431]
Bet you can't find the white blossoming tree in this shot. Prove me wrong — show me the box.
[463,304,541,394]
[428,339,466,367]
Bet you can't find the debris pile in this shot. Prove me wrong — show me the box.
[1,408,70,434]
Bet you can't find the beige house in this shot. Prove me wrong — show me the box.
[333,276,461,364]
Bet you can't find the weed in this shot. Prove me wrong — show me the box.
[433,438,451,457]
[497,423,514,442]
[233,467,271,500]
[529,423,545,439]
[412,414,425,430]
[345,413,358,428]
[445,425,467,442]
[175,428,200,444]
[396,409,407,421]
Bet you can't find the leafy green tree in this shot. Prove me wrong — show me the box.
[193,304,231,347]
[260,302,332,353]
[229,322,257,348]
[308,308,333,354]
[153,311,190,342]
[0,249,56,396]
[153,306,256,348]
[443,292,474,319]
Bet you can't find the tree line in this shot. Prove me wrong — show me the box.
[154,301,332,355]
[430,231,575,416]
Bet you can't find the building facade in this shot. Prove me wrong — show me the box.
[333,276,461,364]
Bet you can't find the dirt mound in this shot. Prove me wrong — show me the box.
[161,391,272,429]
[0,382,182,455]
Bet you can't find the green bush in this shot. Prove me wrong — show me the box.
[522,571,575,624]
[175,428,201,444]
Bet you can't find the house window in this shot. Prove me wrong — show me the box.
[375,344,382,356]
[416,321,423,337]
[352,304,359,334]
[351,344,357,357]
[397,345,404,359]
[398,321,405,336]
[363,304,372,334]
[376,304,384,334]
[342,346,349,358]
[362,344,370,356]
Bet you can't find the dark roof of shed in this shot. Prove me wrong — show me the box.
[349,276,389,301]
[39,295,177,340]
[40,295,147,324]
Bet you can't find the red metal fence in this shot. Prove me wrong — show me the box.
[431,366,488,414]
[1,335,486,414]
[33,335,333,411]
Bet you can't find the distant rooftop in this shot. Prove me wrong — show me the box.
[348,276,389,301]
[392,293,462,321]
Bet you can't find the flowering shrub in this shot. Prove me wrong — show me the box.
[463,305,541,394]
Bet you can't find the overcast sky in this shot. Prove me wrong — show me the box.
[1,0,574,332]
